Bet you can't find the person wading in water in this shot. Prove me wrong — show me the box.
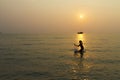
[74,40,84,58]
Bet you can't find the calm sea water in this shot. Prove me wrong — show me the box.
[0,33,120,80]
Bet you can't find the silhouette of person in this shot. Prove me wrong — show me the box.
[74,40,84,58]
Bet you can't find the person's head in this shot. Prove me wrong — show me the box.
[79,40,83,44]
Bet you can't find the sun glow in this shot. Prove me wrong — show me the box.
[80,15,84,19]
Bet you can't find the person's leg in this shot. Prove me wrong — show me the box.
[80,51,84,58]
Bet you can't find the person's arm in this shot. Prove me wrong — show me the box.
[74,43,79,47]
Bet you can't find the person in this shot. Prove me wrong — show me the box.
[74,40,84,58]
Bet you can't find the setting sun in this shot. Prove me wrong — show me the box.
[80,15,84,19]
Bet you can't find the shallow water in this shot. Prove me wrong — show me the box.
[0,33,120,80]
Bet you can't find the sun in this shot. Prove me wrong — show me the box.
[80,15,84,19]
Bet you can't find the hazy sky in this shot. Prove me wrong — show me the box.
[0,0,120,33]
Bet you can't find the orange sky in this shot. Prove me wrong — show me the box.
[0,0,120,33]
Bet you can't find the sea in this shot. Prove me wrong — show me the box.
[0,33,120,80]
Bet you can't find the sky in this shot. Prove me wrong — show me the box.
[0,0,120,34]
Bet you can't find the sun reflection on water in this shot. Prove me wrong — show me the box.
[75,34,85,43]
[72,33,94,80]
[71,58,93,80]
